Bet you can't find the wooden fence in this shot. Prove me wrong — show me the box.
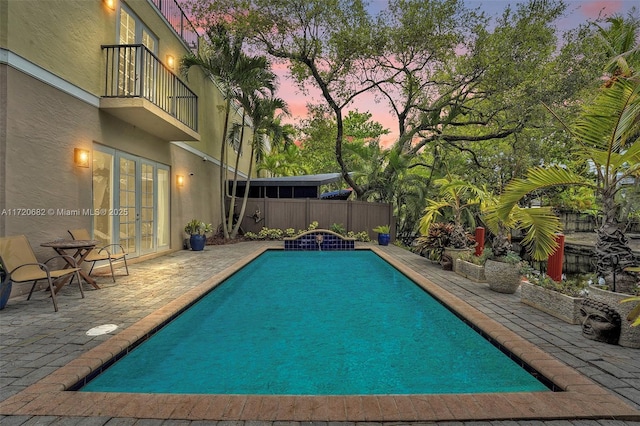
[231,198,395,240]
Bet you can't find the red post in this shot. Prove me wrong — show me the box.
[547,234,565,282]
[475,227,485,256]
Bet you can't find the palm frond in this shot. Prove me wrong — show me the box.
[513,207,562,261]
[496,166,593,220]
[573,77,639,153]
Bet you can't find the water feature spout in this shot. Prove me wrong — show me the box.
[316,234,323,251]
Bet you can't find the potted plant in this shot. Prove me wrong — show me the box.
[0,263,11,310]
[372,224,391,246]
[481,193,562,294]
[483,226,528,294]
[520,271,589,324]
[184,219,213,251]
[495,73,640,290]
[455,249,491,282]
[418,176,487,271]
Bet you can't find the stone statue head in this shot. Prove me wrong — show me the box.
[579,298,621,345]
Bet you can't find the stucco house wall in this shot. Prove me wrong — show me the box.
[0,0,255,297]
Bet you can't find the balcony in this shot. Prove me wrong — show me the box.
[150,0,199,52]
[100,44,199,141]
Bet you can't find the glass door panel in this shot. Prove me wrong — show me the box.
[92,150,114,247]
[118,8,137,96]
[140,162,155,254]
[92,146,169,257]
[157,167,169,250]
[118,155,138,256]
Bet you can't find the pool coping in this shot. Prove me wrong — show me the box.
[1,246,639,422]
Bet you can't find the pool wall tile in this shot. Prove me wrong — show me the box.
[284,230,355,251]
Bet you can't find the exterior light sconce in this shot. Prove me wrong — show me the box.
[166,55,175,70]
[74,148,90,168]
[176,175,184,187]
[103,0,115,10]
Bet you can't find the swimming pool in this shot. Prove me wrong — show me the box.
[81,250,548,395]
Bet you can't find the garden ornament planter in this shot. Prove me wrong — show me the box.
[484,259,521,294]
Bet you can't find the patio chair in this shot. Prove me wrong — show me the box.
[68,229,129,282]
[0,235,83,312]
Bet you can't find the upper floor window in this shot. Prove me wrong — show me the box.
[117,5,158,97]
[119,5,157,52]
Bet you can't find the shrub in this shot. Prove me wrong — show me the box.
[331,223,346,235]
[347,231,371,242]
[524,270,591,297]
[411,222,475,261]
[458,249,491,266]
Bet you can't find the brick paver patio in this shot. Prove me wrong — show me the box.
[1,241,639,425]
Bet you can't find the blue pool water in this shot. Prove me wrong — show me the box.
[81,250,549,395]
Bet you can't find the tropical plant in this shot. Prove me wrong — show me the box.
[523,269,592,298]
[458,248,492,266]
[372,225,390,234]
[495,13,640,286]
[623,296,640,327]
[483,199,562,262]
[181,23,276,239]
[230,95,289,239]
[412,222,474,261]
[184,219,214,236]
[330,223,347,235]
[495,73,640,283]
[418,175,488,249]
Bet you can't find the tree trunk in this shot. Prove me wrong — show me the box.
[219,100,232,239]
[595,190,635,285]
[227,114,247,235]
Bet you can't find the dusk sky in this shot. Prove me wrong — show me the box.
[268,0,638,145]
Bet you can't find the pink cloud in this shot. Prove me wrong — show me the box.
[579,0,627,19]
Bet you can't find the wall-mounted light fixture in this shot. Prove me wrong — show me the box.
[176,175,184,187]
[103,0,115,10]
[166,55,175,70]
[74,148,90,168]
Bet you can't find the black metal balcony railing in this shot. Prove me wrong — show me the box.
[151,0,200,52]
[102,44,198,131]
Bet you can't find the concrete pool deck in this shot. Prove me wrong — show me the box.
[1,241,639,425]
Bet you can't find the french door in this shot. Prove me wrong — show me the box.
[92,146,169,257]
[117,5,157,97]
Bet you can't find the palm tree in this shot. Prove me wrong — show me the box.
[596,13,640,83]
[496,74,640,282]
[230,95,290,238]
[181,24,274,239]
[227,67,278,235]
[496,14,640,283]
[418,175,490,249]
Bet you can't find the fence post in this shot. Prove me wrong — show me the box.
[547,234,565,282]
[474,227,485,256]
